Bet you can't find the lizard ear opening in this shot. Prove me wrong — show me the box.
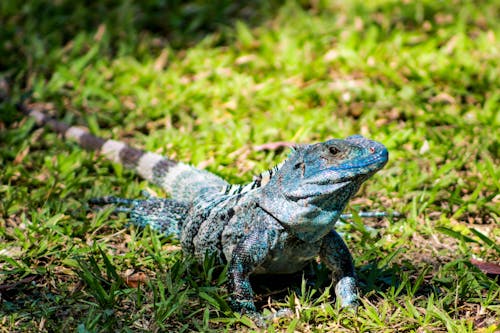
[293,161,306,176]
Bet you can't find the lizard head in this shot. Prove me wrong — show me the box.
[259,135,388,242]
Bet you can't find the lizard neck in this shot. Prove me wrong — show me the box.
[257,181,361,242]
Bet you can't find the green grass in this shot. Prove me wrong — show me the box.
[1,0,499,331]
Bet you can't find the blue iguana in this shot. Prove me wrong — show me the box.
[21,104,389,326]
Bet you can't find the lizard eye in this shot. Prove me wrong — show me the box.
[329,146,341,156]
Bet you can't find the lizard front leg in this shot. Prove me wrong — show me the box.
[227,227,275,327]
[319,230,358,308]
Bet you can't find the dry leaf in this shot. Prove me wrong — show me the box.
[154,49,169,71]
[124,272,148,288]
[0,275,37,292]
[471,258,500,275]
[14,146,30,165]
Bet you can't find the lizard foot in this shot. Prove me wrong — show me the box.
[242,311,267,328]
[335,276,359,308]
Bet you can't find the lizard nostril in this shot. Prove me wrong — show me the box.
[369,147,375,153]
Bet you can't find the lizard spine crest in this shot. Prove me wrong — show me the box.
[222,162,285,195]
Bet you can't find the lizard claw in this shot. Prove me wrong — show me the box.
[265,308,294,321]
[243,311,267,328]
[140,190,155,199]
[242,308,294,328]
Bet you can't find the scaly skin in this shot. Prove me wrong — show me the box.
[22,106,388,326]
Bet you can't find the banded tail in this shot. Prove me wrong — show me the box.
[21,105,228,202]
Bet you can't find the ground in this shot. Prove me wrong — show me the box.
[0,1,499,332]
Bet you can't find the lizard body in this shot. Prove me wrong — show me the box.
[24,106,389,326]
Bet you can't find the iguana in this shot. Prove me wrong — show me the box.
[19,103,389,326]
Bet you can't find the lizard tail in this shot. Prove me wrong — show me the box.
[22,105,178,183]
[21,104,228,201]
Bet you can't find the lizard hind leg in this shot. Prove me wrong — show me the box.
[90,195,190,238]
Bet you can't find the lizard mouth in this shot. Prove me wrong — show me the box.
[328,148,388,171]
[285,181,352,201]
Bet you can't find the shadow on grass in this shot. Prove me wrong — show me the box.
[248,260,406,309]
[2,0,495,76]
[251,256,499,310]
[0,0,283,74]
